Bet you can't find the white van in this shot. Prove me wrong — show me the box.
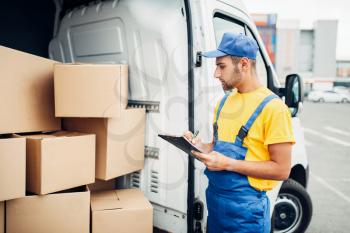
[7,0,312,232]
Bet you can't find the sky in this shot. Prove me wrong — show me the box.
[244,0,350,60]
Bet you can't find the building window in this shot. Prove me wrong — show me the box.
[298,30,314,72]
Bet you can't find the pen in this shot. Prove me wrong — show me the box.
[192,130,199,140]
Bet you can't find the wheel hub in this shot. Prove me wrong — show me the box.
[280,213,287,220]
[274,194,303,233]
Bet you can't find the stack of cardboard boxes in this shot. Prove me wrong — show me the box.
[0,46,152,233]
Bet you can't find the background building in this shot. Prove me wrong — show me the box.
[252,14,277,66]
[252,14,343,91]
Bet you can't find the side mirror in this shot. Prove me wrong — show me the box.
[285,74,304,116]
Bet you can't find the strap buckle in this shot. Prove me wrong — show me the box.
[213,123,218,140]
[237,126,248,140]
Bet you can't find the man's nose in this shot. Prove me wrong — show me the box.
[214,68,221,79]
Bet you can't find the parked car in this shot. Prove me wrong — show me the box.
[333,85,350,94]
[308,90,350,103]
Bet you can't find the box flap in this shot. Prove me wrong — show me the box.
[87,179,116,192]
[91,189,152,212]
[91,190,120,211]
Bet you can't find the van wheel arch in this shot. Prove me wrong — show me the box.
[289,165,307,188]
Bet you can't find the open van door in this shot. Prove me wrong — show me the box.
[190,1,311,233]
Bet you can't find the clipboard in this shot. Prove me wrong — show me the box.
[158,134,204,156]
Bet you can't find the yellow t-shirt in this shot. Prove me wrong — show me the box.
[213,86,295,191]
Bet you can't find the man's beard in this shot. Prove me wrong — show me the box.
[222,67,242,91]
[221,81,232,91]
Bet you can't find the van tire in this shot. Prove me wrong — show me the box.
[271,179,313,233]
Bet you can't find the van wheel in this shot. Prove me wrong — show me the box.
[319,98,325,103]
[271,179,313,233]
[341,98,347,103]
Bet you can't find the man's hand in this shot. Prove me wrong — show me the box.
[191,150,231,171]
[183,131,201,144]
[183,130,214,153]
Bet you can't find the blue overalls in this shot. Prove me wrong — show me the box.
[204,94,278,233]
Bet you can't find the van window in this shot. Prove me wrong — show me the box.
[254,49,268,86]
[213,15,245,46]
[213,14,268,87]
[245,29,268,87]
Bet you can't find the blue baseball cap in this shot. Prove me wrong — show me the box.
[202,32,259,60]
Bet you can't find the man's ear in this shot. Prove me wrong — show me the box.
[240,57,250,71]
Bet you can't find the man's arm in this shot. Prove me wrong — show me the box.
[192,142,292,181]
[226,142,292,180]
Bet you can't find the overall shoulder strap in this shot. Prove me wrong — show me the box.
[215,93,230,123]
[235,94,278,145]
[213,93,230,141]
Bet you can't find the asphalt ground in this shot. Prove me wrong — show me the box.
[300,101,350,233]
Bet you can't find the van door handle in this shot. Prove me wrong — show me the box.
[195,51,202,67]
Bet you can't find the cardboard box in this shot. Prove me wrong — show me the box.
[87,179,116,192]
[0,202,4,233]
[63,108,145,180]
[15,131,96,195]
[6,186,90,233]
[54,64,128,118]
[91,189,153,233]
[0,46,61,134]
[0,137,26,201]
